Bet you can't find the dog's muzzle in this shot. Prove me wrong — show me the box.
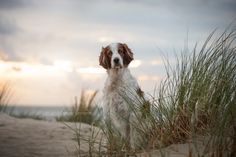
[113,57,122,68]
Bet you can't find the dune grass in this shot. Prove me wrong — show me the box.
[129,28,236,156]
[149,29,236,156]
[56,90,100,125]
[0,82,13,113]
[67,27,236,157]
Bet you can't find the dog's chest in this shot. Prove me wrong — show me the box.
[104,84,130,118]
[105,86,129,118]
[103,69,138,119]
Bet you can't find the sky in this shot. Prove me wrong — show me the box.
[0,0,235,106]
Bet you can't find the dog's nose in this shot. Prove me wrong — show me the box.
[113,58,120,64]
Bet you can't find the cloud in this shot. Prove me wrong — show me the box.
[0,49,22,61]
[0,0,234,64]
[11,66,22,72]
[0,17,20,36]
[150,59,164,66]
[0,16,23,61]
[0,0,26,9]
[0,0,38,10]
[0,51,8,60]
[138,75,162,81]
[130,60,142,68]
[0,0,235,105]
[77,67,105,74]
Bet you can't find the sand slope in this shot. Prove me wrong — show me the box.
[0,113,95,157]
[0,113,205,157]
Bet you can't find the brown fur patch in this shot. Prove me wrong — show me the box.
[137,87,151,118]
[119,43,133,67]
[99,46,111,69]
[137,87,144,97]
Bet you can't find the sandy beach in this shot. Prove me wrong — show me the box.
[0,113,96,157]
[0,113,207,157]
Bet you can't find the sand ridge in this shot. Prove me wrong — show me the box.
[0,113,94,157]
[0,113,205,157]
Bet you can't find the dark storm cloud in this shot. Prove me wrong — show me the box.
[219,0,236,13]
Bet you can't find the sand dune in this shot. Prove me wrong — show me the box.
[0,113,95,157]
[0,113,205,157]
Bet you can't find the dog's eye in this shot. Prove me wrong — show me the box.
[107,50,112,56]
[118,49,123,54]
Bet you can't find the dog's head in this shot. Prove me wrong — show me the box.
[99,43,133,69]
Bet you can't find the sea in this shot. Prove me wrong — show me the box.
[4,105,71,121]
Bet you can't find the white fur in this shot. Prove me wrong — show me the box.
[101,43,141,148]
[109,43,124,68]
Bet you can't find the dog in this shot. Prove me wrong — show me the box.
[99,43,148,149]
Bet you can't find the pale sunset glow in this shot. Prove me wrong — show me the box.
[130,60,142,68]
[77,67,105,74]
[53,60,74,73]
[1,61,64,78]
[98,37,116,43]
[0,0,234,106]
[138,75,162,82]
[150,59,164,66]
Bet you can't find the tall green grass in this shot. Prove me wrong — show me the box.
[70,28,236,157]
[154,29,236,156]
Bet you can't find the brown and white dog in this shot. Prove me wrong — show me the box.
[99,43,147,148]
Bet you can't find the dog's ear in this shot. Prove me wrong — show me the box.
[122,43,133,66]
[99,47,111,69]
